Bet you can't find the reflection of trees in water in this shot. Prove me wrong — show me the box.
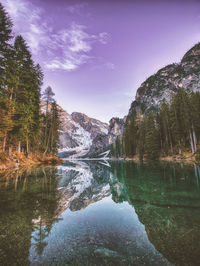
[57,160,130,211]
[0,166,61,265]
[32,223,48,255]
[1,160,200,265]
[111,160,200,207]
[110,160,200,266]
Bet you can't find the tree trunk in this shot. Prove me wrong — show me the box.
[44,129,51,155]
[192,127,197,153]
[17,141,21,155]
[166,117,173,153]
[190,131,194,154]
[44,100,49,145]
[9,146,12,157]
[178,141,181,155]
[50,130,54,152]
[2,135,7,152]
[9,88,13,100]
[26,139,29,157]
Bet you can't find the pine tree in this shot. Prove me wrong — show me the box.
[42,86,55,148]
[0,3,13,151]
[124,117,137,158]
[145,112,160,160]
[169,88,192,154]
[11,36,42,155]
[42,87,61,155]
[49,101,61,154]
[138,118,146,160]
[189,91,200,153]
[160,99,173,154]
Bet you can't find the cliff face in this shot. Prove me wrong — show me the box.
[55,43,200,158]
[59,109,109,158]
[128,43,200,118]
[83,116,125,158]
[108,117,126,144]
[58,108,124,158]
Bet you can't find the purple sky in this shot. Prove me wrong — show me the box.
[2,0,200,122]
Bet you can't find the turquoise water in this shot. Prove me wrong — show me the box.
[0,160,200,265]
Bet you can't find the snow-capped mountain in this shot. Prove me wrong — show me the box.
[58,106,125,159]
[56,160,127,212]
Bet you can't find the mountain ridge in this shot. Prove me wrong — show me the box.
[58,106,125,159]
[128,42,200,118]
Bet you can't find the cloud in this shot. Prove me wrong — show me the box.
[91,58,115,71]
[45,23,109,71]
[2,0,50,54]
[105,62,115,70]
[66,3,88,15]
[2,0,112,71]
[46,53,91,71]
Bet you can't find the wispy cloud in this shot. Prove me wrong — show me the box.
[2,0,50,54]
[2,0,112,71]
[66,3,88,15]
[45,23,110,71]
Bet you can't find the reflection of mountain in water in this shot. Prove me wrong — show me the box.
[56,160,128,212]
[111,161,200,266]
[1,160,200,265]
[29,160,170,266]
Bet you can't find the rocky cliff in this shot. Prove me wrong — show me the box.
[128,42,200,118]
[56,43,200,158]
[84,116,125,158]
[58,108,124,158]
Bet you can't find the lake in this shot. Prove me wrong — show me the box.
[0,160,200,265]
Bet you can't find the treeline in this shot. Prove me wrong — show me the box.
[111,87,200,160]
[0,3,61,156]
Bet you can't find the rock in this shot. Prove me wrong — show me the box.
[128,42,200,118]
[108,117,126,144]
[94,248,120,258]
[58,108,125,158]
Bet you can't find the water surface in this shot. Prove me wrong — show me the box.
[0,160,200,265]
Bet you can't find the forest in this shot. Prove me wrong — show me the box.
[0,3,61,158]
[111,87,200,160]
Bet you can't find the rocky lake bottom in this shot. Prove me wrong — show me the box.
[0,160,200,265]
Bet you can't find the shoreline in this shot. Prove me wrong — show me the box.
[0,152,63,172]
[1,152,199,172]
[124,153,199,164]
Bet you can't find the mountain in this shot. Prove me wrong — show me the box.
[56,160,128,213]
[58,107,125,159]
[84,117,125,158]
[128,42,200,118]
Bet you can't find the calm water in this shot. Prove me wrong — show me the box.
[0,160,200,266]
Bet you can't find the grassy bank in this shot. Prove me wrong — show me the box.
[0,152,63,171]
[124,151,199,164]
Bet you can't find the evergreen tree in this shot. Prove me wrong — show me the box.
[138,118,146,160]
[0,2,13,86]
[145,112,160,160]
[11,36,42,155]
[170,88,192,154]
[0,3,60,157]
[0,3,13,151]
[124,117,137,157]
[48,101,61,154]
[42,87,61,154]
[189,91,200,153]
[160,99,173,154]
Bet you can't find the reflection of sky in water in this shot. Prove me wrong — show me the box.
[29,196,170,265]
[29,161,171,265]
[1,160,200,265]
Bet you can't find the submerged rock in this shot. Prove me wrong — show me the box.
[94,248,120,258]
